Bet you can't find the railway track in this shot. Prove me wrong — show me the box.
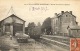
[9,37,70,51]
[35,36,69,51]
[18,39,55,51]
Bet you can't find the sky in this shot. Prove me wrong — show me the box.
[0,0,80,27]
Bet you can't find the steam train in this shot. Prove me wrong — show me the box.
[29,34,41,39]
[28,26,41,39]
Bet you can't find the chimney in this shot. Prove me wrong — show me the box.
[55,13,57,15]
[70,11,72,14]
[61,11,64,14]
[54,13,58,17]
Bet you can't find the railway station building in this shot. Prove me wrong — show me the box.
[0,14,25,36]
[51,11,78,36]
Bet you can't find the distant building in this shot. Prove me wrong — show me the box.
[0,14,25,36]
[69,26,80,37]
[51,11,78,36]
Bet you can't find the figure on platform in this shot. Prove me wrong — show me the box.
[10,34,12,40]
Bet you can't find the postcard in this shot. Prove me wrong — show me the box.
[0,0,80,51]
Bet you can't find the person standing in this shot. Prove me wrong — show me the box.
[10,34,12,40]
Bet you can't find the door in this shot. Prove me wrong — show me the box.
[13,23,23,36]
[5,24,10,34]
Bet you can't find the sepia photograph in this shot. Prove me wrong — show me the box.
[0,0,80,51]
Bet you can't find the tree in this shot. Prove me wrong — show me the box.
[41,17,52,35]
[37,22,41,27]
[36,22,41,35]
[26,22,42,38]
[27,22,36,35]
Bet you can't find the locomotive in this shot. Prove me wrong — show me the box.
[28,26,41,39]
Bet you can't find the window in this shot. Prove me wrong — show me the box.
[66,15,68,17]
[77,30,78,32]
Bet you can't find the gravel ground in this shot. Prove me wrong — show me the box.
[0,35,19,51]
[18,39,56,51]
[0,36,69,51]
